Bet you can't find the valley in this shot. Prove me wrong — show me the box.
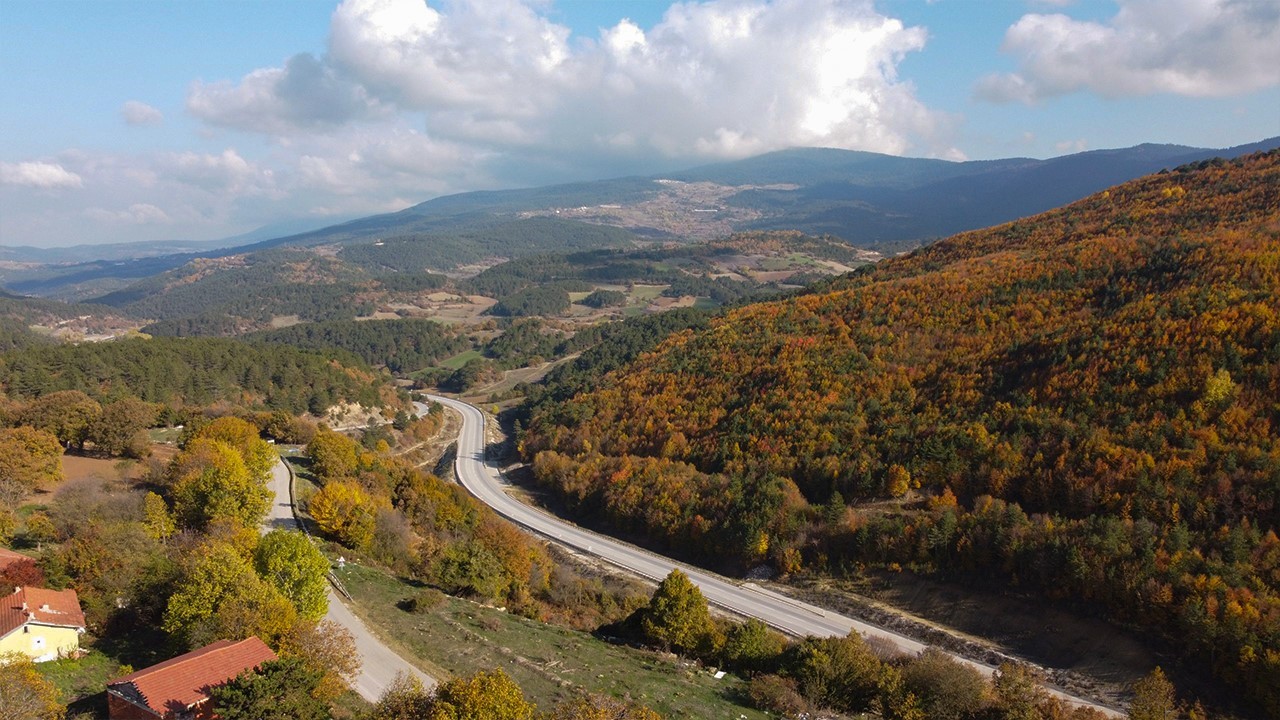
[2,146,1277,720]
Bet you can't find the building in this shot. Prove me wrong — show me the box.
[0,547,32,574]
[107,637,277,720]
[0,585,86,662]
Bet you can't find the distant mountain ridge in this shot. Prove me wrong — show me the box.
[258,136,1280,252]
[3,137,1276,300]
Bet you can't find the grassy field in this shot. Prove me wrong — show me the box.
[627,284,668,301]
[38,648,123,718]
[335,562,770,718]
[439,349,484,370]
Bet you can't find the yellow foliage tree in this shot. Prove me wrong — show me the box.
[0,651,65,720]
[308,480,376,549]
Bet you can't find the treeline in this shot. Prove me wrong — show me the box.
[606,569,1178,720]
[92,250,377,323]
[249,317,472,373]
[339,217,638,273]
[0,317,50,353]
[703,230,872,266]
[519,307,712,416]
[522,152,1280,713]
[459,244,779,307]
[488,281,591,317]
[0,336,392,414]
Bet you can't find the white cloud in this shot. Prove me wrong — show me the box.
[0,160,84,189]
[184,0,954,161]
[188,53,388,134]
[328,0,571,117]
[122,100,164,126]
[161,149,275,196]
[86,203,171,224]
[557,0,945,159]
[977,0,1280,103]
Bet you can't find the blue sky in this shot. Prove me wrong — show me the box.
[1,0,1277,247]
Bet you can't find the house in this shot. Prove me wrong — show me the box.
[0,585,87,662]
[107,637,277,720]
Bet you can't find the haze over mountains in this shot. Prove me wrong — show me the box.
[2,138,1276,302]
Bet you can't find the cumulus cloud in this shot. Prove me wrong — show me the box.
[329,0,571,116]
[977,0,1280,103]
[122,100,164,126]
[557,0,943,159]
[185,0,954,161]
[188,53,388,133]
[0,160,84,188]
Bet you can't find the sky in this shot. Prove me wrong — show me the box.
[1,0,1277,248]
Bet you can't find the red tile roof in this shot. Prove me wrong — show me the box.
[0,586,86,639]
[108,637,277,718]
[0,547,32,573]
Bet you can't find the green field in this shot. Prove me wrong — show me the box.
[336,563,770,718]
[439,349,484,369]
[627,284,668,301]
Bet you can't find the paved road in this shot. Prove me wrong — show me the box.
[265,458,436,701]
[425,395,1124,718]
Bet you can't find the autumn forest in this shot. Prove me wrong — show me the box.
[524,152,1280,713]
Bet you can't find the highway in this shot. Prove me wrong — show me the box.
[425,394,1123,718]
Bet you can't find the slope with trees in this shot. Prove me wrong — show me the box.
[0,336,393,414]
[523,151,1280,713]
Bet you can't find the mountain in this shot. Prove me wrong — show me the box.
[323,138,1280,250]
[5,138,1276,302]
[522,151,1280,713]
[0,217,358,266]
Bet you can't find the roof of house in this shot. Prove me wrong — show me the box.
[0,586,86,638]
[107,637,277,717]
[0,547,33,573]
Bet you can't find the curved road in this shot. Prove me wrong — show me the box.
[266,458,436,701]
[426,395,1123,718]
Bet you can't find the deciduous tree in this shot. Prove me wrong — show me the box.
[308,480,375,549]
[0,427,63,491]
[0,652,64,720]
[254,530,329,621]
[90,397,157,458]
[307,428,359,482]
[163,542,297,649]
[279,619,359,701]
[192,416,277,481]
[1129,667,1177,720]
[170,438,271,530]
[428,668,535,720]
[638,569,719,657]
[19,390,99,450]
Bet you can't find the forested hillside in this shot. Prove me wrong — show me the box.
[93,249,440,323]
[248,318,471,374]
[0,337,393,414]
[523,152,1280,713]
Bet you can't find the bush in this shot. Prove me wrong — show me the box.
[747,674,809,717]
[401,588,447,614]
